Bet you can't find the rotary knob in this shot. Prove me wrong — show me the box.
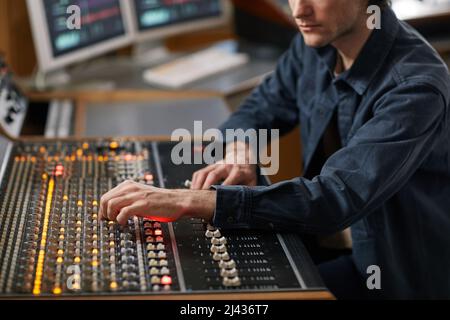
[211,237,227,245]
[222,276,241,287]
[220,268,238,278]
[212,252,230,261]
[219,259,236,269]
[210,244,227,253]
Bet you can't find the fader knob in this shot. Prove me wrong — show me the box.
[211,237,227,245]
[219,259,236,269]
[210,244,227,253]
[220,268,238,278]
[223,276,241,287]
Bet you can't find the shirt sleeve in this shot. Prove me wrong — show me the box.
[212,82,448,234]
[218,35,304,139]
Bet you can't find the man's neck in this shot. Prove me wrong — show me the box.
[332,18,374,74]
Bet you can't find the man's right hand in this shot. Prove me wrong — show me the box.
[190,141,258,190]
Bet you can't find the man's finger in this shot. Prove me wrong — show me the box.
[106,193,139,221]
[222,166,241,186]
[99,180,136,219]
[116,201,148,225]
[201,166,229,190]
[191,165,217,190]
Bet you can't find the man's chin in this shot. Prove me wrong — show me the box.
[301,34,330,48]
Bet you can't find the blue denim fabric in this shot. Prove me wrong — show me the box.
[212,8,450,298]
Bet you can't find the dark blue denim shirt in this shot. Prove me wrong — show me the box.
[212,8,450,299]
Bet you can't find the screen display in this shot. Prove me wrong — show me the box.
[43,0,126,57]
[133,0,222,31]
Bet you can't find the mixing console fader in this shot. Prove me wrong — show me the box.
[0,139,327,298]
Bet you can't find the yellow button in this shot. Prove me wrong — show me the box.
[92,261,99,267]
[110,141,119,149]
[57,249,64,255]
[92,249,98,255]
[77,200,83,207]
[63,195,69,201]
[110,281,118,290]
[74,257,81,263]
[53,287,62,295]
[92,200,98,206]
[82,142,89,149]
[56,257,63,264]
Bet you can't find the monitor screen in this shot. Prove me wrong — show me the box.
[43,0,127,57]
[133,0,223,31]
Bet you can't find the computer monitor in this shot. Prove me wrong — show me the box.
[26,0,135,73]
[131,0,231,42]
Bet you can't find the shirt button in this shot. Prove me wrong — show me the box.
[227,217,234,223]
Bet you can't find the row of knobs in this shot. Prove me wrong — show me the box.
[205,224,241,287]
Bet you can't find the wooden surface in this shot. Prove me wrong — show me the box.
[0,0,37,77]
[8,290,334,300]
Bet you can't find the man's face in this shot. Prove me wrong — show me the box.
[288,0,367,48]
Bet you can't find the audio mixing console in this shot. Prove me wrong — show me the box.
[0,139,327,298]
[0,58,328,299]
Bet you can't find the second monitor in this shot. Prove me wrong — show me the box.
[132,0,231,41]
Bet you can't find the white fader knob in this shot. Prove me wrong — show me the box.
[184,180,192,188]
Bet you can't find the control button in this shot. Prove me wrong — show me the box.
[210,244,227,253]
[222,276,241,287]
[160,267,170,275]
[212,252,230,261]
[149,267,160,275]
[152,285,160,292]
[205,230,214,238]
[211,236,227,245]
[220,268,238,278]
[151,276,160,284]
[147,251,156,258]
[156,243,165,250]
[184,180,192,188]
[161,275,172,285]
[146,243,156,251]
[157,251,167,259]
[219,259,236,269]
[148,259,158,266]
[153,222,161,228]
[159,259,168,267]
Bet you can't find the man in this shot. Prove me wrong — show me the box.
[99,0,450,299]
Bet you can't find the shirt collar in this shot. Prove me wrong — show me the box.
[315,8,400,95]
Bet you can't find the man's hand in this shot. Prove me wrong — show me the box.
[191,141,258,189]
[99,180,216,225]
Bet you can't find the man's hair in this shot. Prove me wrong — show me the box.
[368,0,391,8]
